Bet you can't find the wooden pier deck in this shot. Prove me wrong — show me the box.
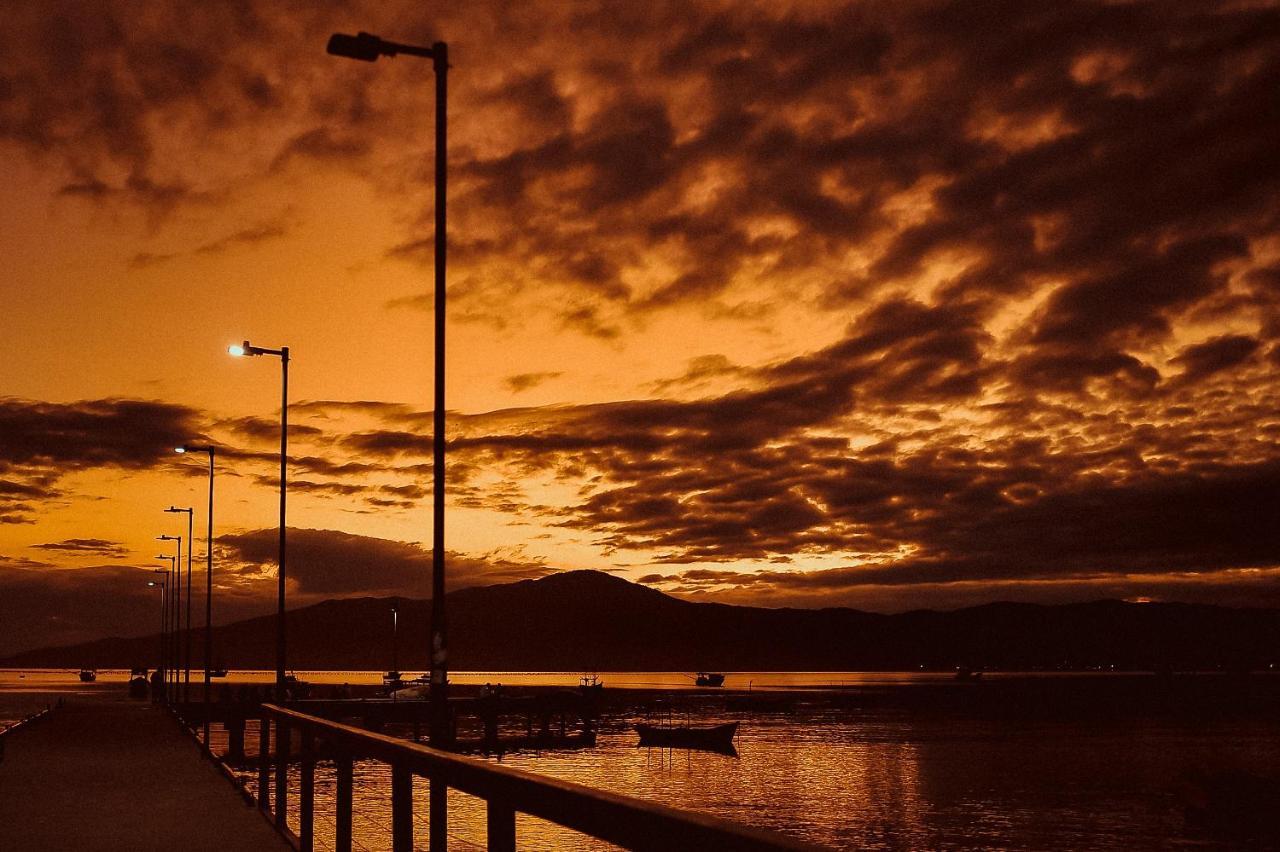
[0,696,288,851]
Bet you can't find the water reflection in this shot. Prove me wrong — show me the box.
[7,670,1280,849]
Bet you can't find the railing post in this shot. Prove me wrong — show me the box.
[299,727,315,852]
[392,762,413,852]
[429,773,448,851]
[335,751,353,852]
[275,718,290,830]
[226,715,245,762]
[486,799,516,852]
[258,716,271,813]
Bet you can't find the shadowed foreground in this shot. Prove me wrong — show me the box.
[0,696,288,851]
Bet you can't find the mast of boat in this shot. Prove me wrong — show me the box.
[391,599,399,675]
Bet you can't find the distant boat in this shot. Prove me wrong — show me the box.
[209,667,228,678]
[78,669,97,682]
[954,667,983,682]
[695,672,725,687]
[385,600,402,691]
[391,683,428,700]
[636,721,738,753]
[579,674,604,694]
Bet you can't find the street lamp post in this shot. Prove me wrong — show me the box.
[327,31,451,761]
[148,574,167,696]
[158,534,182,700]
[228,340,290,696]
[177,444,215,743]
[166,506,194,701]
[155,555,176,698]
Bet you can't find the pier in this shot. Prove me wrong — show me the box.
[0,687,813,851]
[0,696,287,851]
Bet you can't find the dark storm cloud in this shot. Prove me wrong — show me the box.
[0,398,201,470]
[218,415,324,443]
[218,527,550,596]
[5,1,1279,609]
[1171,335,1261,384]
[32,538,130,558]
[0,397,203,523]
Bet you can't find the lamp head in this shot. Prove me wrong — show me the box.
[176,444,213,455]
[328,31,384,62]
[228,341,249,357]
[147,581,158,587]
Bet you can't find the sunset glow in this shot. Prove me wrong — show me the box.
[1,1,1278,656]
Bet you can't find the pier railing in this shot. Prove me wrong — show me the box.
[256,703,813,852]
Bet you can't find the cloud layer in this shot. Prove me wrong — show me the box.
[1,1,1278,615]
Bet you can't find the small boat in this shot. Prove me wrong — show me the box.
[694,672,725,687]
[954,667,983,682]
[579,674,604,694]
[209,667,228,678]
[391,683,428,700]
[636,721,739,753]
[78,669,97,682]
[384,601,403,690]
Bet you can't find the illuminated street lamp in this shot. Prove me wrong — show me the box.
[228,340,290,695]
[328,31,452,765]
[155,555,176,696]
[158,535,182,698]
[165,506,194,700]
[147,574,167,692]
[176,444,215,741]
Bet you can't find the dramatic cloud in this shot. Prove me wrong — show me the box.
[32,538,130,558]
[218,527,551,597]
[0,398,204,523]
[1,1,1277,618]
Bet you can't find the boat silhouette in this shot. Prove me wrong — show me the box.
[636,721,738,753]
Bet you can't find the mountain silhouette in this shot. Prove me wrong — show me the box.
[4,570,1278,671]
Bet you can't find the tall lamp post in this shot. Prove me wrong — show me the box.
[166,506,194,701]
[147,574,167,694]
[155,554,176,697]
[327,31,451,759]
[228,340,289,695]
[177,444,215,742]
[158,534,182,700]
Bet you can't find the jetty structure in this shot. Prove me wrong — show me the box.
[0,687,811,851]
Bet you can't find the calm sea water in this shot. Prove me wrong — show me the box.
[5,669,1279,850]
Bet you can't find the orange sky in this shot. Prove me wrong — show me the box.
[2,1,1278,654]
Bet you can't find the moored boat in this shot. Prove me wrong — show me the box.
[635,721,738,752]
[694,671,725,687]
[78,669,97,682]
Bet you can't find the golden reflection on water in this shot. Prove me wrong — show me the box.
[8,671,1280,849]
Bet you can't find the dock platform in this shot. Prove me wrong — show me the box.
[0,696,288,851]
